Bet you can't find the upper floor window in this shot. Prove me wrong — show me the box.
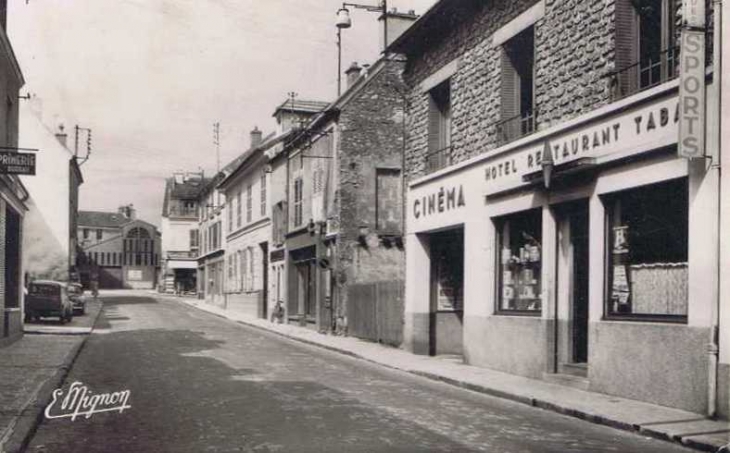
[246,184,253,223]
[190,229,199,250]
[375,168,402,233]
[293,177,303,227]
[260,174,267,217]
[236,191,242,227]
[96,229,102,240]
[83,228,89,239]
[613,0,678,99]
[272,201,287,245]
[426,80,452,173]
[498,26,535,145]
[227,198,234,232]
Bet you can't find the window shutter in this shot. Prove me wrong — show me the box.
[615,0,638,97]
[428,95,441,153]
[500,48,520,141]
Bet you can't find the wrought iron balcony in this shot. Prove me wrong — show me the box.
[495,110,537,146]
[606,47,680,101]
[424,145,453,174]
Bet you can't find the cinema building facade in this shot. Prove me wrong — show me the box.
[393,0,725,416]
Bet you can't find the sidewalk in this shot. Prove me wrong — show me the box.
[164,293,730,453]
[0,299,103,453]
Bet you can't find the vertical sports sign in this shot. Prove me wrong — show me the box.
[678,0,706,158]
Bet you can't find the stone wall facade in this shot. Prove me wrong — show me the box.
[335,58,406,334]
[402,0,619,180]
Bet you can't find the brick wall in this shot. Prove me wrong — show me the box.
[402,0,617,180]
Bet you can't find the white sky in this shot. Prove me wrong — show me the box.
[9,0,436,225]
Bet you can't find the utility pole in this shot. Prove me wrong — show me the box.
[213,122,221,174]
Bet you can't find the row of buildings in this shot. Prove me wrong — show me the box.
[160,0,730,421]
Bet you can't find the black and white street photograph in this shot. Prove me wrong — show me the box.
[1,0,729,451]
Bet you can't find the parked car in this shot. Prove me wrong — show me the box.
[67,282,86,315]
[24,280,73,323]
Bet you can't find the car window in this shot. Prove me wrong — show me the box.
[29,284,60,296]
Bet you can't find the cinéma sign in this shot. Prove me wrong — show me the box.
[0,151,36,175]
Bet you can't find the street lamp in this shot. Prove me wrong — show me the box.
[335,1,388,96]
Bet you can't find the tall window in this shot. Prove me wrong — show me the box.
[499,26,535,144]
[246,184,253,223]
[375,169,402,233]
[293,177,303,227]
[496,208,542,313]
[236,191,242,227]
[248,247,255,290]
[83,229,89,239]
[96,229,103,240]
[273,201,287,245]
[426,80,451,172]
[260,174,267,217]
[614,0,678,97]
[190,229,199,250]
[228,198,234,231]
[126,227,151,268]
[242,249,248,291]
[604,178,688,320]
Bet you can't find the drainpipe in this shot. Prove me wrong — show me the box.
[708,0,722,419]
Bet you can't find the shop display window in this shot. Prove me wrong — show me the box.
[604,178,688,320]
[496,208,542,313]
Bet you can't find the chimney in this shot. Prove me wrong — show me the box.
[250,126,263,148]
[379,8,419,51]
[55,124,68,147]
[118,204,136,220]
[345,62,362,89]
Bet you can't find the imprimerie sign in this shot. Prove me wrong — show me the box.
[0,151,36,175]
[678,0,706,159]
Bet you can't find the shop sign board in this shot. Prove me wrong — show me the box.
[483,95,679,195]
[127,270,143,281]
[678,29,706,159]
[0,151,36,175]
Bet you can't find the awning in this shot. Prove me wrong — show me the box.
[167,260,198,270]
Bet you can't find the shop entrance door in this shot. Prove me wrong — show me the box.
[428,228,464,356]
[556,201,590,370]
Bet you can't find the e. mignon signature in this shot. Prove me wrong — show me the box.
[44,381,131,421]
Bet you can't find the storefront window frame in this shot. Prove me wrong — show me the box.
[493,208,543,317]
[601,177,689,324]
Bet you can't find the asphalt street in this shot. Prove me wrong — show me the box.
[25,293,694,453]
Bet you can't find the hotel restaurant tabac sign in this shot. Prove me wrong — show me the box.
[0,151,36,175]
[483,94,680,195]
[407,93,682,231]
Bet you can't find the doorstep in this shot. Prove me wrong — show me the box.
[164,293,730,452]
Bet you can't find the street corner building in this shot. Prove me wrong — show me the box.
[19,101,83,285]
[77,206,161,290]
[394,0,727,418]
[0,0,27,346]
[160,172,208,295]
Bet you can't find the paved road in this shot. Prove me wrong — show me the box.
[26,293,693,453]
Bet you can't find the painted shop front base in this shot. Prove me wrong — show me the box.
[404,84,721,416]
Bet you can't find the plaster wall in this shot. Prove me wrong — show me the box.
[589,322,709,413]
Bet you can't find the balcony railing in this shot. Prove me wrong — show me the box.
[606,47,679,101]
[425,145,453,174]
[169,207,198,218]
[495,110,537,146]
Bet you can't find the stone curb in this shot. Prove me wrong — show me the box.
[1,301,104,453]
[170,295,725,453]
